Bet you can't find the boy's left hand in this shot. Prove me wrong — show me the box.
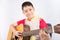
[39,30,51,40]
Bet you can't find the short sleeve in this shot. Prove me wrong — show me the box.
[39,18,48,29]
[17,19,25,25]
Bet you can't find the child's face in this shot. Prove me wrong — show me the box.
[23,6,34,18]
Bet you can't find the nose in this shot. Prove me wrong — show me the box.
[27,10,31,14]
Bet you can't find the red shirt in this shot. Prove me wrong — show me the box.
[17,18,48,29]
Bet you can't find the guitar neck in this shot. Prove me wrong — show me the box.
[22,27,52,37]
[22,29,39,37]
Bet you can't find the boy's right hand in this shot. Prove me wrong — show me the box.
[14,31,22,37]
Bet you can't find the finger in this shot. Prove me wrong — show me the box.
[15,34,20,37]
[18,33,22,36]
[15,31,21,37]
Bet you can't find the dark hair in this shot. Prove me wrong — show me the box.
[22,1,33,10]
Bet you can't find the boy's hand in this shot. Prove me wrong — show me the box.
[39,30,50,40]
[14,31,22,37]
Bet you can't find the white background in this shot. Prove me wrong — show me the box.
[0,0,60,40]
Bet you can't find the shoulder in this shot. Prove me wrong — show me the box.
[39,18,47,24]
[17,19,25,25]
[9,19,25,28]
[40,18,45,22]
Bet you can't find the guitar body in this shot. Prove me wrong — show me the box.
[7,24,30,40]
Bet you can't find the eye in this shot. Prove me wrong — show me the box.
[25,10,28,13]
[29,9,32,11]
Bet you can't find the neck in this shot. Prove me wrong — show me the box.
[27,16,35,21]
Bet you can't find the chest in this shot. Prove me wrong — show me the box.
[25,18,40,30]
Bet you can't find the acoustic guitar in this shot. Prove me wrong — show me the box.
[7,24,52,40]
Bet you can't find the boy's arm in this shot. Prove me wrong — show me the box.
[10,23,17,32]
[39,19,51,40]
[7,19,25,40]
[7,22,17,40]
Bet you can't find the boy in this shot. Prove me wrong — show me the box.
[7,1,50,40]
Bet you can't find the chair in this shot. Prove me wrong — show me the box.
[47,23,52,37]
